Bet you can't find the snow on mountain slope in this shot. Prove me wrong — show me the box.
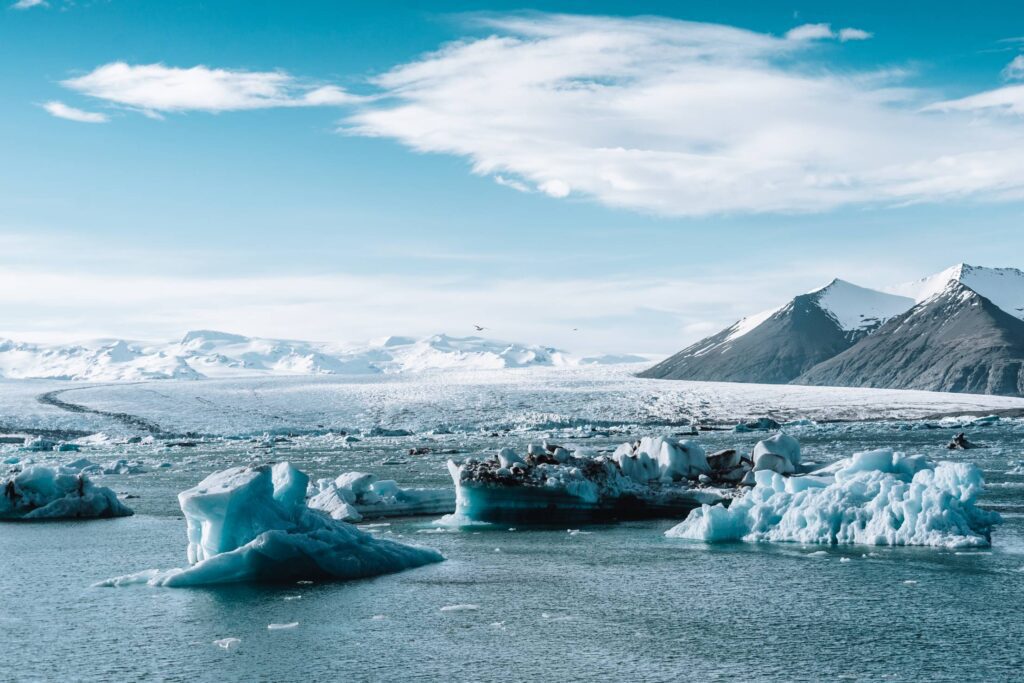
[639,278,912,384]
[0,331,632,382]
[811,279,914,333]
[889,264,1024,319]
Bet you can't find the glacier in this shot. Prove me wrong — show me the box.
[98,462,443,587]
[666,448,1001,548]
[0,465,133,520]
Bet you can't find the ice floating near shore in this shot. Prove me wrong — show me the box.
[444,439,736,524]
[0,465,133,520]
[98,462,443,587]
[308,472,454,522]
[667,448,1001,548]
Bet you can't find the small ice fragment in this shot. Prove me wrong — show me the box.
[839,557,851,563]
[213,637,240,651]
[490,621,506,629]
[903,580,918,585]
[371,614,386,621]
[440,604,479,612]
[296,580,314,585]
[268,622,299,630]
[494,548,501,553]
[508,528,517,532]
[283,595,302,601]
[807,551,828,557]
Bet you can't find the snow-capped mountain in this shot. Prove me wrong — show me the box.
[796,279,1024,396]
[639,279,913,383]
[0,331,637,382]
[889,263,1024,319]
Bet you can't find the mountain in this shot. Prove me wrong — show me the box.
[638,279,913,383]
[0,331,639,382]
[794,280,1024,396]
[888,263,1024,319]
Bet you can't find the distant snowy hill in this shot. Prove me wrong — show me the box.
[639,279,913,383]
[0,331,639,382]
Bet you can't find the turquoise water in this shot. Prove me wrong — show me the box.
[2,422,1024,682]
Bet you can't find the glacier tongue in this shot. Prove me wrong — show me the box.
[97,462,443,587]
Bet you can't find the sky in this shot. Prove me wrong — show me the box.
[3,0,1024,354]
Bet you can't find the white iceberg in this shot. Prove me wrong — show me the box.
[666,448,1001,548]
[308,472,454,522]
[444,440,731,525]
[751,432,802,475]
[1,466,133,520]
[98,462,443,587]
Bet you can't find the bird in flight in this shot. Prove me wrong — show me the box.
[474,325,486,331]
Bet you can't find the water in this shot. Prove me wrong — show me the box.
[2,421,1024,681]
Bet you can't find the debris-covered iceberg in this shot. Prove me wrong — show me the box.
[1,466,133,520]
[444,439,736,524]
[307,472,455,522]
[99,462,443,587]
[667,448,1001,548]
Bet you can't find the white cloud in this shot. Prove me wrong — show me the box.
[11,0,46,9]
[42,100,108,123]
[1003,54,1024,80]
[785,23,835,41]
[61,62,360,115]
[539,179,571,198]
[925,84,1024,115]
[343,13,1024,216]
[838,28,873,42]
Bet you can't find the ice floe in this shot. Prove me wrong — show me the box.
[0,465,133,520]
[307,471,454,522]
[97,462,443,587]
[666,448,1001,548]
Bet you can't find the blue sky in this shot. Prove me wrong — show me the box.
[3,1,1024,352]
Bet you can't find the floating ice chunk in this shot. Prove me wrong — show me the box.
[613,437,710,483]
[667,448,1001,549]
[440,604,479,612]
[104,459,147,475]
[22,437,56,452]
[445,442,730,524]
[98,462,443,587]
[751,433,801,475]
[0,466,133,520]
[213,637,241,651]
[307,471,455,522]
[268,622,299,630]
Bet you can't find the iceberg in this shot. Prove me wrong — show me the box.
[444,440,733,525]
[1,466,133,520]
[666,448,1001,548]
[307,472,454,522]
[98,462,443,587]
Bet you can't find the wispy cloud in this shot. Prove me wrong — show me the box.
[47,14,1024,218]
[11,0,46,9]
[1004,54,1024,80]
[342,13,1024,216]
[60,62,361,116]
[838,27,873,42]
[785,23,872,42]
[42,100,109,123]
[785,23,835,41]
